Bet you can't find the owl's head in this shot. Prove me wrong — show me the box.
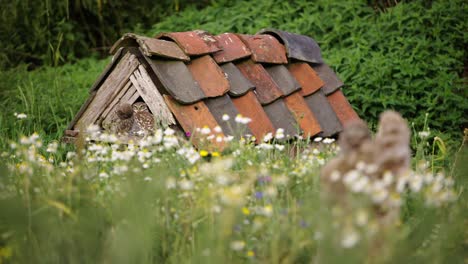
[116,103,133,119]
[132,102,149,112]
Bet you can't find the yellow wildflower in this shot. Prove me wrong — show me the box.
[199,150,209,157]
[242,207,250,215]
[0,246,13,258]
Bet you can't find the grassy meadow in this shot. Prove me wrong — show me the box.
[0,0,467,263]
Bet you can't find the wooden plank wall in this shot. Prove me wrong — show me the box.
[74,52,140,130]
[130,65,176,127]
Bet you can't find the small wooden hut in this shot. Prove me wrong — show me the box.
[64,29,359,146]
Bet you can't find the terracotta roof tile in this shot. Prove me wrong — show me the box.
[236,59,283,105]
[110,33,190,61]
[287,62,324,96]
[263,99,299,137]
[327,90,360,126]
[265,65,301,96]
[237,34,288,64]
[204,94,251,137]
[312,63,344,95]
[67,29,359,145]
[156,30,221,56]
[220,62,255,97]
[146,58,205,104]
[283,92,322,136]
[213,33,252,63]
[257,29,323,64]
[163,95,224,150]
[231,91,275,141]
[187,55,230,98]
[303,89,342,137]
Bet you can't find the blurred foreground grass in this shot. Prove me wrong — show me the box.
[0,125,466,263]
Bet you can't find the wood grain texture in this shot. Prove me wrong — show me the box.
[287,62,324,96]
[90,47,124,92]
[231,91,275,141]
[131,64,176,126]
[101,85,140,128]
[187,55,229,98]
[100,81,132,121]
[236,60,283,105]
[67,48,125,130]
[283,92,322,137]
[75,52,140,130]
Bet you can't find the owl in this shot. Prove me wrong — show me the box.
[130,102,155,136]
[113,103,134,135]
[111,102,155,137]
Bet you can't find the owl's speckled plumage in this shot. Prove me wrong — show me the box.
[110,102,155,137]
[130,102,155,136]
[114,103,134,135]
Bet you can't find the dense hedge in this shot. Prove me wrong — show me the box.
[0,0,208,69]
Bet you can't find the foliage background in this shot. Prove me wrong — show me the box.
[0,1,467,263]
[0,0,466,150]
[0,0,208,68]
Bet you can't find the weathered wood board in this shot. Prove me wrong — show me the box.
[75,52,140,130]
[130,64,176,126]
[100,80,133,121]
[101,84,140,129]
